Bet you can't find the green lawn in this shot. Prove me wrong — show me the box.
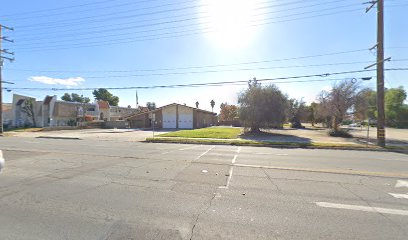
[158,127,241,139]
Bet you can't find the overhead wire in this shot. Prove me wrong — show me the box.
[5,48,372,73]
[13,8,365,51]
[7,68,407,91]
[15,1,354,45]
[14,0,344,40]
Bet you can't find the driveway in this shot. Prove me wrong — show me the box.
[0,138,407,239]
[346,127,408,146]
[6,129,171,142]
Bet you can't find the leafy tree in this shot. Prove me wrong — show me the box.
[146,102,156,111]
[61,93,90,103]
[352,86,408,128]
[61,93,72,102]
[238,83,288,133]
[219,103,239,122]
[354,88,375,121]
[21,98,36,127]
[92,88,119,106]
[307,102,320,126]
[385,86,407,127]
[287,98,308,128]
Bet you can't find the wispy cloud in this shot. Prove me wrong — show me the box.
[28,76,85,86]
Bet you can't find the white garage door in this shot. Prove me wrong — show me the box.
[178,106,193,129]
[162,106,177,129]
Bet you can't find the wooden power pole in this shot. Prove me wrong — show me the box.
[0,24,15,134]
[365,0,386,147]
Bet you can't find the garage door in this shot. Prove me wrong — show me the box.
[162,106,177,129]
[178,107,193,129]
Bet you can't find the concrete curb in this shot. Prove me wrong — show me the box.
[144,138,405,153]
[36,136,82,140]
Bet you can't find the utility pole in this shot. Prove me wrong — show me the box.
[365,0,386,147]
[0,24,15,134]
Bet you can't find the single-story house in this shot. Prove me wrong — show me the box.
[125,103,217,129]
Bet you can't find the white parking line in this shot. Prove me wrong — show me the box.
[389,193,408,199]
[179,145,201,151]
[219,146,240,189]
[0,150,4,172]
[194,146,215,161]
[395,180,408,188]
[161,145,201,155]
[316,202,408,216]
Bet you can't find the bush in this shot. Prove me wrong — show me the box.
[67,119,77,126]
[342,119,352,125]
[290,122,305,129]
[328,129,352,138]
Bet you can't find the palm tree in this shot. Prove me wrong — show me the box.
[210,100,215,112]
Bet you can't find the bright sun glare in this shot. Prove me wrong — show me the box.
[199,0,264,49]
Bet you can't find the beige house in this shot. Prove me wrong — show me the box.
[126,103,217,129]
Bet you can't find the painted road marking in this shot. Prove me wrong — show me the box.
[316,202,408,216]
[0,150,4,172]
[194,146,215,161]
[389,180,408,200]
[395,180,408,188]
[179,145,201,151]
[276,153,289,156]
[161,145,201,155]
[389,193,408,199]
[219,146,240,189]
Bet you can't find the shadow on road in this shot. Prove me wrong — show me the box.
[240,130,312,144]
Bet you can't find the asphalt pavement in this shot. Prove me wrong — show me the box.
[0,136,407,239]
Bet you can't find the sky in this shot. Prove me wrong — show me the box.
[1,0,407,113]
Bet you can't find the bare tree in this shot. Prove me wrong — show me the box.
[317,79,361,131]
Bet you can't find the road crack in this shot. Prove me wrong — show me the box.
[263,169,281,192]
[189,193,216,240]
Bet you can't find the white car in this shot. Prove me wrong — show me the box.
[0,150,4,172]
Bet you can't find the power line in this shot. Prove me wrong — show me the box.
[14,0,344,41]
[0,0,163,18]
[16,4,361,48]
[5,68,388,91]
[3,77,378,92]
[11,0,324,29]
[7,68,406,92]
[13,8,365,52]
[3,0,198,22]
[6,48,371,74]
[9,60,394,79]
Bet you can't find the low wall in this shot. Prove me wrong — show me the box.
[43,126,79,131]
[103,121,129,129]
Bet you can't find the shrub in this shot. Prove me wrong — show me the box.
[67,119,77,126]
[328,129,352,138]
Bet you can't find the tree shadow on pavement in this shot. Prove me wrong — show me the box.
[240,130,312,144]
